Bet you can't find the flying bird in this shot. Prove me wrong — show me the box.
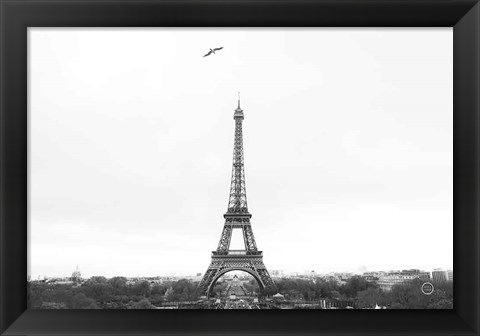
[203,47,223,57]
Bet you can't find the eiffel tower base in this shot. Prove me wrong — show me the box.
[197,252,276,298]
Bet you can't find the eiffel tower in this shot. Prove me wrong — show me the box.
[197,95,276,297]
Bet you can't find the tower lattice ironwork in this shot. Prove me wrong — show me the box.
[197,96,276,297]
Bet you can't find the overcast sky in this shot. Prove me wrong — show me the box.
[28,28,452,279]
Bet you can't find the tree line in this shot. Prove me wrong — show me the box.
[28,276,197,309]
[28,275,452,309]
[266,276,452,309]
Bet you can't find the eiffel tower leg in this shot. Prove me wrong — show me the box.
[256,268,277,293]
[197,264,219,297]
[250,260,277,294]
[242,224,258,251]
[216,225,232,252]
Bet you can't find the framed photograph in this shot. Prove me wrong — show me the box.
[1,0,479,335]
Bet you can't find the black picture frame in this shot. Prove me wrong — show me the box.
[1,0,479,335]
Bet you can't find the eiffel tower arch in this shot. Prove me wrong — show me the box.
[198,95,276,298]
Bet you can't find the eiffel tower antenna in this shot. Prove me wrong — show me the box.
[198,96,276,298]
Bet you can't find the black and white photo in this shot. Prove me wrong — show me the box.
[28,28,453,310]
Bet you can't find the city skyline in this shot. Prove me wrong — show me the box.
[29,28,452,279]
[31,265,454,280]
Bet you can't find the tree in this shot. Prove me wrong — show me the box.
[131,298,156,309]
[81,276,112,303]
[47,284,75,308]
[341,276,372,298]
[170,279,198,301]
[211,281,228,296]
[149,283,167,305]
[427,297,453,309]
[384,278,451,309]
[262,284,278,297]
[356,288,384,308]
[70,293,98,309]
[108,276,128,294]
[86,276,108,284]
[426,289,453,309]
[329,290,346,301]
[131,280,151,297]
[164,287,177,301]
[243,280,260,294]
[28,282,48,308]
[387,282,421,309]
[303,290,316,301]
[151,283,167,296]
[84,301,99,309]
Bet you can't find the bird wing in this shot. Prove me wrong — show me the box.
[203,50,213,57]
[213,47,223,51]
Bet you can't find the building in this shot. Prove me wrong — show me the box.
[378,269,432,292]
[432,269,453,282]
[377,275,406,292]
[417,271,431,280]
[336,272,354,281]
[70,265,82,282]
[362,275,379,284]
[399,269,431,280]
[45,277,74,285]
[361,271,386,284]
